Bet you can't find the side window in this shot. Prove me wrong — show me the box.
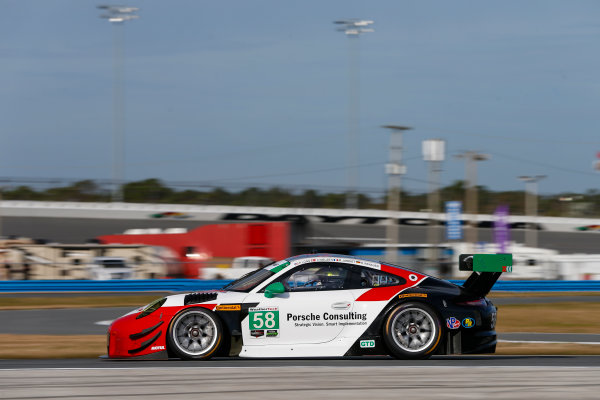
[280,263,351,292]
[359,268,406,288]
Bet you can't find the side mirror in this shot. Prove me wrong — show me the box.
[264,282,285,298]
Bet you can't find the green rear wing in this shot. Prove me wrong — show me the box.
[458,254,513,297]
[459,254,513,273]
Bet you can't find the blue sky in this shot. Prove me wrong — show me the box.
[3,0,600,196]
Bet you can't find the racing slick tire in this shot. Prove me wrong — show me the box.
[383,302,442,360]
[167,308,223,360]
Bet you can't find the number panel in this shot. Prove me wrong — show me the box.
[249,310,280,330]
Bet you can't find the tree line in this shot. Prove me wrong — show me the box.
[2,178,598,217]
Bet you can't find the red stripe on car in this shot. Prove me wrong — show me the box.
[356,285,406,301]
[356,265,426,302]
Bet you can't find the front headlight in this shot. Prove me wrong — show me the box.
[136,297,167,319]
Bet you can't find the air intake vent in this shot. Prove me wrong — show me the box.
[184,292,218,305]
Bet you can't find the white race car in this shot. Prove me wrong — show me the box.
[107,253,507,360]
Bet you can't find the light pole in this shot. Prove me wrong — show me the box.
[334,19,374,209]
[98,5,139,202]
[455,151,489,247]
[518,175,546,248]
[423,139,445,267]
[382,125,412,264]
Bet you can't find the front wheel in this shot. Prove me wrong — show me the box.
[167,308,222,360]
[383,302,442,359]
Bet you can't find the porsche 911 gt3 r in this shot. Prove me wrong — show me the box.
[106,253,511,360]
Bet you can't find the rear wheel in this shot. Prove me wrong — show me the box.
[383,302,441,359]
[167,308,222,360]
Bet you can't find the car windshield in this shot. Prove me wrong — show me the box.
[222,267,274,292]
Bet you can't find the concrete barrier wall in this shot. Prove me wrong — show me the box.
[4,200,600,232]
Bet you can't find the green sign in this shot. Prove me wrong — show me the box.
[360,340,375,348]
[249,308,280,330]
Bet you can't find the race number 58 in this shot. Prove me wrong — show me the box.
[249,310,279,330]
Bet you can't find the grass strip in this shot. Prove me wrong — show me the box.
[0,295,162,310]
[0,334,106,359]
[496,302,600,334]
[496,342,600,355]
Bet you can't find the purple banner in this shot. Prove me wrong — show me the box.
[494,205,510,253]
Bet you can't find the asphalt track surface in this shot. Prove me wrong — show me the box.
[1,355,600,369]
[1,358,599,399]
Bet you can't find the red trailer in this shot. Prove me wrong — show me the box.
[98,222,290,278]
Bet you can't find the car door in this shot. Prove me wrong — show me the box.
[242,262,358,346]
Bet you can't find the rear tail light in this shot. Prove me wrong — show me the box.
[457,298,487,307]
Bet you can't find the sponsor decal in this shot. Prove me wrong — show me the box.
[360,340,375,348]
[355,259,380,268]
[462,318,475,328]
[446,317,461,330]
[398,293,428,299]
[328,257,350,263]
[216,304,241,311]
[292,258,315,266]
[285,311,368,328]
[269,261,290,274]
[150,345,165,351]
[502,266,513,272]
[286,312,367,322]
[290,256,379,269]
[249,307,279,338]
